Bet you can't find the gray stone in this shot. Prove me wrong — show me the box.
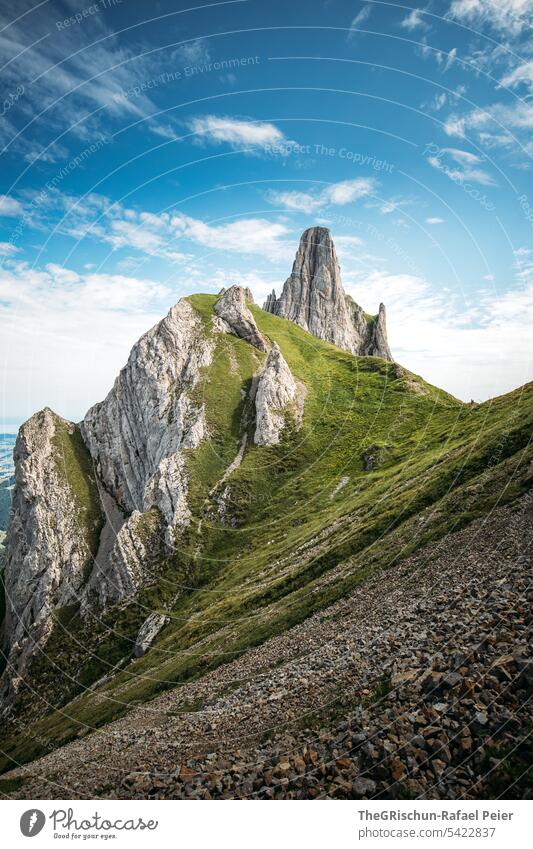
[134,613,170,657]
[254,343,305,446]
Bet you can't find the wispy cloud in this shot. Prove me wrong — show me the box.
[347,5,372,39]
[23,188,294,264]
[0,195,24,217]
[427,147,496,185]
[501,59,533,93]
[345,268,533,400]
[443,100,533,158]
[0,0,171,159]
[171,39,211,67]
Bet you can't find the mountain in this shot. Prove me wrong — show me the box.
[0,228,531,799]
[263,226,392,360]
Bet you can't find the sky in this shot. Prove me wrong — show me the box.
[0,0,532,424]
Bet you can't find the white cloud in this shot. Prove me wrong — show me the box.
[449,0,533,36]
[401,8,429,30]
[188,115,289,151]
[170,214,291,260]
[444,101,533,161]
[267,179,376,213]
[444,47,458,71]
[427,147,496,185]
[31,190,293,264]
[325,179,375,204]
[266,191,322,214]
[345,269,533,401]
[0,195,23,217]
[0,260,173,420]
[426,217,445,224]
[348,5,372,39]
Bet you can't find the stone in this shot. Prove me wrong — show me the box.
[390,758,406,781]
[214,285,268,351]
[254,343,305,446]
[134,613,170,657]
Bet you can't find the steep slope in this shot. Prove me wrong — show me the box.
[263,227,393,360]
[0,291,531,781]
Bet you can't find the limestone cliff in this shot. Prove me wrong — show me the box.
[263,227,393,361]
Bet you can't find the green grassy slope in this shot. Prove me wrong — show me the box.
[1,295,531,773]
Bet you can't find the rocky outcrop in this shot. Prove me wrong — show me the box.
[134,612,170,658]
[254,343,304,446]
[1,409,100,701]
[214,285,268,351]
[1,299,214,699]
[263,227,393,361]
[263,289,277,313]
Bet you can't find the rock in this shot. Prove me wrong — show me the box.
[254,343,305,446]
[0,409,101,700]
[352,777,377,797]
[442,672,463,689]
[263,227,393,360]
[263,289,277,313]
[134,613,170,657]
[391,670,418,686]
[82,299,211,526]
[214,285,268,351]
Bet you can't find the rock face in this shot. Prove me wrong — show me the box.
[214,285,268,351]
[254,343,304,446]
[0,227,392,707]
[263,227,393,361]
[134,612,170,658]
[2,299,213,701]
[1,409,99,700]
[82,299,211,525]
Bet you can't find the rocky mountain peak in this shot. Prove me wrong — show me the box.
[213,285,268,351]
[263,227,393,361]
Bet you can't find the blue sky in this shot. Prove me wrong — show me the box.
[0,0,532,422]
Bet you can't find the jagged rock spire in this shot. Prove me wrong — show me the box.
[263,227,393,361]
[214,285,268,351]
